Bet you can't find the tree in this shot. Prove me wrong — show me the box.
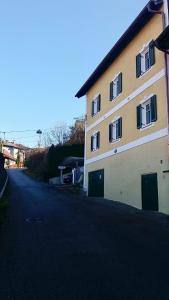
[50,122,69,145]
[16,152,20,168]
[42,122,69,147]
[67,125,85,145]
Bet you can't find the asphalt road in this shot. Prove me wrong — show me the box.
[0,169,169,300]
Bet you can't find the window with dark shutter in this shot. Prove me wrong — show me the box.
[97,132,100,149]
[110,81,114,100]
[136,54,142,78]
[151,95,157,122]
[149,41,155,67]
[91,136,94,151]
[91,101,94,116]
[117,117,122,138]
[117,73,122,94]
[97,94,101,112]
[109,124,113,142]
[137,105,142,129]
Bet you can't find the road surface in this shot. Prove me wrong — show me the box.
[0,169,169,300]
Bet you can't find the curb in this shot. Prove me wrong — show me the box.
[0,175,8,199]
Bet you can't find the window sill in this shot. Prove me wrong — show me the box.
[91,148,99,153]
[140,122,155,131]
[92,112,100,118]
[110,138,121,145]
[110,92,122,102]
[138,66,153,79]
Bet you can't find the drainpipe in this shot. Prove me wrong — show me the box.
[147,1,169,137]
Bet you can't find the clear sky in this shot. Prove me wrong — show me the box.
[0,0,148,147]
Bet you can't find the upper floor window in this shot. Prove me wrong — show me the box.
[91,95,101,116]
[136,41,155,78]
[110,73,122,101]
[109,117,122,142]
[91,132,100,151]
[137,95,157,129]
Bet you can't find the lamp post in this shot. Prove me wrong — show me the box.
[36,129,42,148]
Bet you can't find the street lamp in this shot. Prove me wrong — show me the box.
[36,129,42,148]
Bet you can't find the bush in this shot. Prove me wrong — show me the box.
[26,144,84,180]
[47,144,84,178]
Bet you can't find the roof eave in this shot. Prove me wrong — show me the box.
[155,25,169,51]
[75,0,163,99]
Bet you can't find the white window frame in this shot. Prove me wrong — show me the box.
[110,118,121,142]
[112,120,119,141]
[110,74,120,100]
[141,47,150,74]
[91,132,99,151]
[93,98,98,115]
[141,98,152,128]
[92,94,100,116]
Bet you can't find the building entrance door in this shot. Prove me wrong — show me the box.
[141,173,158,211]
[88,169,104,197]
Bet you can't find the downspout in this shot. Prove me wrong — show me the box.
[147,1,169,136]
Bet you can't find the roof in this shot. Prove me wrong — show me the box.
[60,156,84,168]
[155,25,169,51]
[3,141,28,151]
[2,149,16,161]
[75,0,163,98]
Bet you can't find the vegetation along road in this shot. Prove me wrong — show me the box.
[0,169,169,300]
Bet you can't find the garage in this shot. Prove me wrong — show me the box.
[88,169,104,197]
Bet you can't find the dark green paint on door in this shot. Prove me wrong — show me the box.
[88,169,104,197]
[141,173,158,211]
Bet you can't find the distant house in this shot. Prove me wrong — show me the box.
[2,141,28,168]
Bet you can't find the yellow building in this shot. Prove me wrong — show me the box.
[76,0,169,213]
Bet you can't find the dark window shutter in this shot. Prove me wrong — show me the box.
[109,124,113,142]
[149,41,155,66]
[91,101,94,116]
[97,94,101,112]
[91,136,93,151]
[117,117,122,138]
[97,132,100,149]
[137,105,142,129]
[151,95,157,122]
[117,73,122,95]
[136,54,142,78]
[110,81,114,100]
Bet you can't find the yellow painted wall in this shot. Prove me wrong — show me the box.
[83,11,169,213]
[86,13,165,131]
[86,77,167,159]
[85,137,169,213]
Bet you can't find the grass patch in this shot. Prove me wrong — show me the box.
[0,183,9,224]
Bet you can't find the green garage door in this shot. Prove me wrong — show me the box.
[141,173,159,211]
[88,169,104,197]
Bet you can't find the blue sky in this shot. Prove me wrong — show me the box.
[0,0,148,146]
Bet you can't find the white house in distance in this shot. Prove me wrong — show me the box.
[1,141,27,168]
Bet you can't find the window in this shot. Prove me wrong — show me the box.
[136,41,155,78]
[137,95,157,129]
[91,132,100,151]
[110,73,122,101]
[109,118,122,142]
[91,95,101,116]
